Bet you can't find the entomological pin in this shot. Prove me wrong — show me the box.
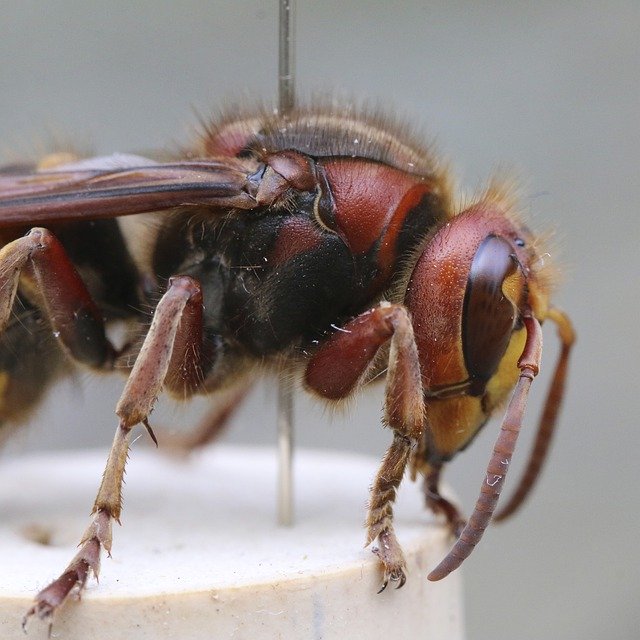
[0,103,574,626]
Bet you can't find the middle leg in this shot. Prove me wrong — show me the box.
[24,275,210,625]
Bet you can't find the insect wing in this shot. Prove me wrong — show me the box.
[0,154,260,228]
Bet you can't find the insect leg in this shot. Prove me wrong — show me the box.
[115,275,207,425]
[428,314,543,581]
[159,381,253,454]
[493,307,575,521]
[305,302,424,592]
[421,463,466,537]
[0,306,66,434]
[24,276,206,625]
[0,227,115,368]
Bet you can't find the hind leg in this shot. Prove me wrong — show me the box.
[0,306,67,445]
[158,381,254,455]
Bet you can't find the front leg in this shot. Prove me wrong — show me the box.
[421,463,466,538]
[24,276,207,627]
[305,303,424,591]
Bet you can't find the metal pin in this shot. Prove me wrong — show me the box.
[277,0,296,527]
[278,0,295,117]
[277,377,294,526]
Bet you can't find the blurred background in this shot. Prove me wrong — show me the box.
[0,2,638,638]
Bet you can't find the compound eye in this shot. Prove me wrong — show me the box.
[462,235,520,395]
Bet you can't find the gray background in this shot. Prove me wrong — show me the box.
[1,2,638,638]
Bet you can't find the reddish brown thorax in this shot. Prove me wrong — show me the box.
[320,159,435,283]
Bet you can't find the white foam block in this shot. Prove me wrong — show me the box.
[0,446,464,639]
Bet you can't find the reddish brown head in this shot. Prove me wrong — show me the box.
[405,196,548,404]
[397,190,558,479]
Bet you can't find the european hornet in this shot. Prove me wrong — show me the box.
[0,105,574,623]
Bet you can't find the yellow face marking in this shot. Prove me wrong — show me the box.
[424,327,528,458]
[484,327,527,414]
[426,395,485,457]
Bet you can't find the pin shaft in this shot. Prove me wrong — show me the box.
[278,0,295,116]
[277,379,294,526]
[276,0,296,527]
